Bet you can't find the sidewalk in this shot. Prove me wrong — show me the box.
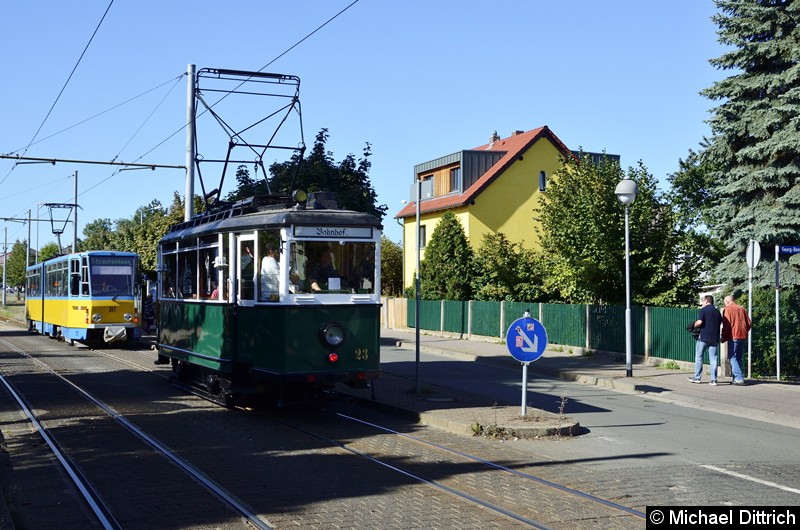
[341,328,800,437]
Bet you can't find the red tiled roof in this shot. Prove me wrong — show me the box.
[395,126,572,219]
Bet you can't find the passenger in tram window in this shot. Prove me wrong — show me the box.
[260,245,280,298]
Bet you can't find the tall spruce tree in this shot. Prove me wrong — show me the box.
[702,0,800,289]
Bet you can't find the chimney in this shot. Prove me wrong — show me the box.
[512,130,524,136]
[488,130,500,148]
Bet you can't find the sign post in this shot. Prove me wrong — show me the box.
[506,311,548,416]
[745,240,761,379]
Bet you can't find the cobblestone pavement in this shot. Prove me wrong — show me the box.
[2,320,800,528]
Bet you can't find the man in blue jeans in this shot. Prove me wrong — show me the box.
[688,295,723,385]
[722,295,750,385]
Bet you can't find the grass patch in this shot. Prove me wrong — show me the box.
[0,299,26,322]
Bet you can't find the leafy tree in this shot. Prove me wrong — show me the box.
[79,219,115,251]
[5,240,29,288]
[225,164,267,202]
[263,128,387,221]
[536,154,691,305]
[471,233,523,301]
[38,243,61,262]
[514,247,547,302]
[750,286,800,378]
[702,0,800,290]
[76,193,196,271]
[380,236,403,296]
[419,212,473,300]
[665,149,727,296]
[535,154,626,304]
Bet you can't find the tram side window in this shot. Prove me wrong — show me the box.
[239,240,255,300]
[179,250,197,298]
[259,229,281,302]
[220,237,229,300]
[46,264,66,297]
[289,242,306,293]
[26,270,40,297]
[199,247,218,298]
[81,256,90,295]
[70,259,80,296]
[161,254,177,298]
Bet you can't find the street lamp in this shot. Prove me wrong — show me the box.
[415,177,421,393]
[615,175,638,377]
[140,206,161,224]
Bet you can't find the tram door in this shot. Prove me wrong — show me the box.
[237,236,256,305]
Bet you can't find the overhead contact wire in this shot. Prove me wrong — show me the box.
[0,0,115,187]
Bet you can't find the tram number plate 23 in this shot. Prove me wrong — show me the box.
[354,348,369,361]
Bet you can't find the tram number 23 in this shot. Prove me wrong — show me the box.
[354,348,369,361]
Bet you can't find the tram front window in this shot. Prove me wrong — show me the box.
[90,256,135,296]
[291,241,376,294]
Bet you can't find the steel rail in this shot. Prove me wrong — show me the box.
[0,337,273,530]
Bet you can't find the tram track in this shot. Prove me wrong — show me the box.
[336,411,646,520]
[0,369,120,529]
[0,336,272,530]
[0,332,525,528]
[2,329,643,528]
[256,401,645,530]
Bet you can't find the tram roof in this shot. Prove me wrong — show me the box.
[161,206,382,243]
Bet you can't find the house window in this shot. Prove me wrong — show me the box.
[539,170,547,192]
[449,167,460,193]
[419,224,427,249]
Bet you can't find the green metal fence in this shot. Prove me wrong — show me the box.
[471,300,502,337]
[650,306,698,361]
[542,303,586,347]
[405,298,698,363]
[588,305,645,355]
[442,300,467,334]
[398,295,800,376]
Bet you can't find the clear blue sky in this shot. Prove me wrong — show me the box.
[0,0,726,249]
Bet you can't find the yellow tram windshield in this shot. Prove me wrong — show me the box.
[89,255,136,296]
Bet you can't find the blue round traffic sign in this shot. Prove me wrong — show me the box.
[506,317,548,363]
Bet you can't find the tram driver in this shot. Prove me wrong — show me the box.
[309,248,339,292]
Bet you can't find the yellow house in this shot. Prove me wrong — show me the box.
[395,126,576,289]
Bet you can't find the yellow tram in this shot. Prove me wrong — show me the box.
[26,251,142,344]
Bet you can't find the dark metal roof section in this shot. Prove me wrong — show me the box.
[162,193,382,243]
[462,150,506,189]
[413,150,506,193]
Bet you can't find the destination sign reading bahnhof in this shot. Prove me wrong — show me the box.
[293,226,374,239]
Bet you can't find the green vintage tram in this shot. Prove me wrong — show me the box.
[156,192,382,404]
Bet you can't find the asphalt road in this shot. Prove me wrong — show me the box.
[380,345,800,506]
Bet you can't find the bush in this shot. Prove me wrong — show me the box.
[749,287,800,378]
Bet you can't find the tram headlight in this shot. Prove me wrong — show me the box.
[123,313,133,322]
[320,323,345,347]
[293,189,308,206]
[92,313,102,323]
